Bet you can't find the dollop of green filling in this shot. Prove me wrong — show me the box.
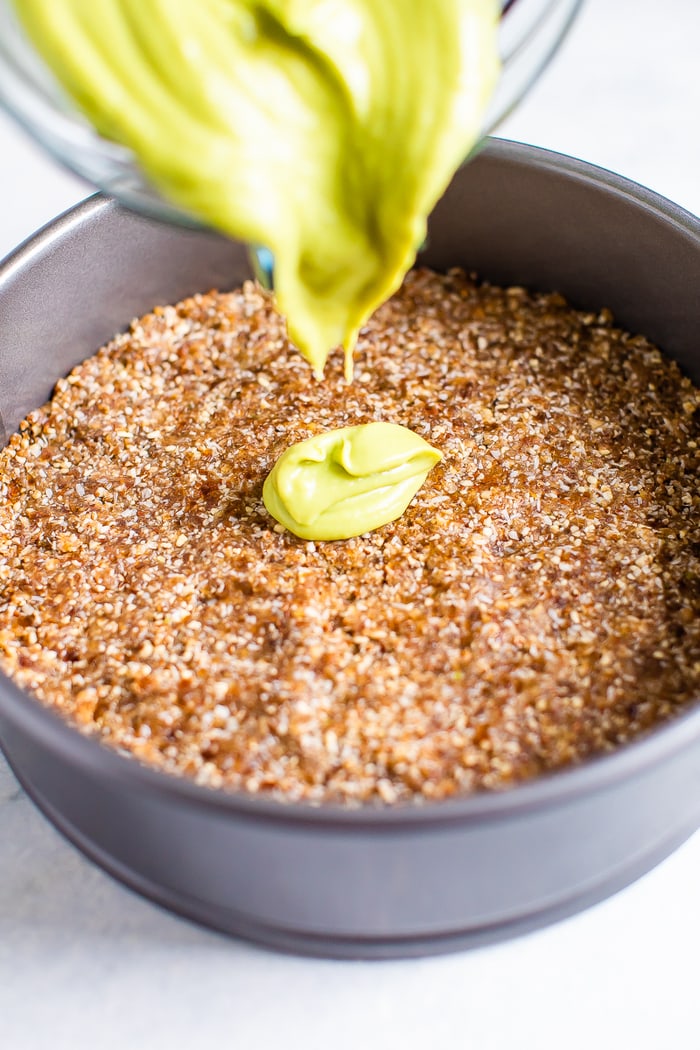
[14,0,500,376]
[263,422,442,540]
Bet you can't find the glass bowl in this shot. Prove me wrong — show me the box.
[0,0,584,233]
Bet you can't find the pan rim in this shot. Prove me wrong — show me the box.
[1,137,699,831]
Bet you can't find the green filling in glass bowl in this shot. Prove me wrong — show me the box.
[13,0,500,376]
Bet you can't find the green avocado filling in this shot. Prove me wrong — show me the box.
[14,0,500,377]
[263,423,442,540]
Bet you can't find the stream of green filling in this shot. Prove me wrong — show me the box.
[15,0,500,377]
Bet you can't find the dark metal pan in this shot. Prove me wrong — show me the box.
[1,139,699,958]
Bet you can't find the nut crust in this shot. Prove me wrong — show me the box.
[0,269,698,804]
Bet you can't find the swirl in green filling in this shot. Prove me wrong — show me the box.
[263,422,442,540]
[14,0,499,376]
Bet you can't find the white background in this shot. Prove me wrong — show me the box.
[2,1,700,1047]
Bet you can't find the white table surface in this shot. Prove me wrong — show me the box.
[2,2,700,1047]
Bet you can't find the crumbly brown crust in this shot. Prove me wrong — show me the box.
[0,269,699,804]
